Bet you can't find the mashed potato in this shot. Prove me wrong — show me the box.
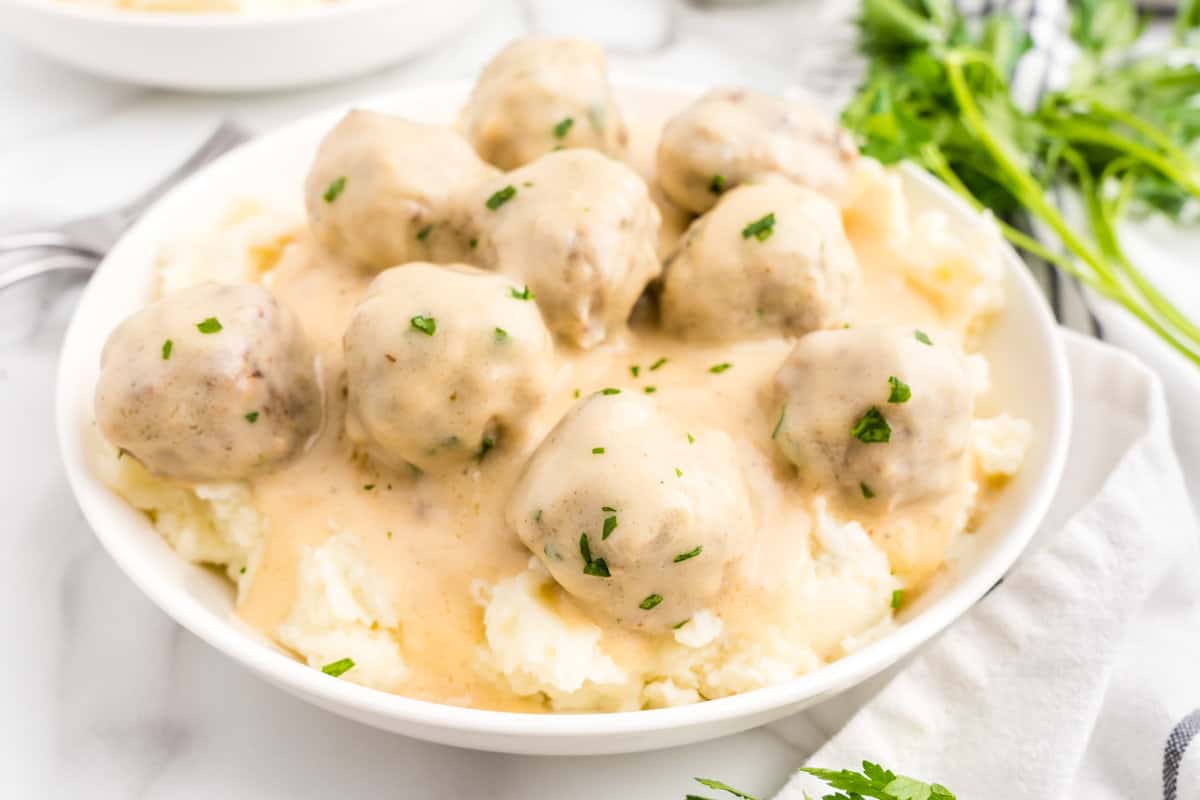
[276,533,409,691]
[63,0,335,14]
[472,500,897,710]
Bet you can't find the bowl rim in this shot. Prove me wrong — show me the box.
[55,77,1072,742]
[7,0,420,28]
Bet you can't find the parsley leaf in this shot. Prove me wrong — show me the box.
[323,176,346,203]
[410,315,436,336]
[195,317,222,334]
[851,407,892,443]
[486,185,517,210]
[740,212,776,242]
[321,657,355,677]
[553,117,575,139]
[887,375,912,403]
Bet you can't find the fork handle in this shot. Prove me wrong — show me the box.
[0,231,102,258]
[0,254,98,292]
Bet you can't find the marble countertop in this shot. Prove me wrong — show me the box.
[0,1,872,796]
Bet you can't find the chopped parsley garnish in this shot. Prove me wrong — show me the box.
[322,176,346,203]
[709,362,733,374]
[673,618,690,630]
[476,435,495,461]
[674,467,683,478]
[410,315,437,336]
[686,432,695,444]
[573,388,581,398]
[601,505,616,513]
[772,408,786,439]
[161,339,173,360]
[239,566,246,574]
[579,533,610,577]
[553,117,575,139]
[494,327,509,342]
[469,237,479,249]
[321,657,355,677]
[534,509,543,522]
[117,447,130,460]
[914,329,933,346]
[244,411,259,424]
[861,482,876,499]
[601,387,620,395]
[387,530,393,539]
[644,386,657,394]
[602,514,617,540]
[887,376,911,404]
[649,357,668,371]
[416,224,432,241]
[510,285,534,300]
[485,184,517,210]
[196,317,222,334]
[592,446,605,455]
[639,593,663,610]
[891,589,905,610]
[673,546,702,563]
[363,483,375,491]
[741,212,776,242]
[630,364,640,377]
[709,174,726,194]
[851,407,892,443]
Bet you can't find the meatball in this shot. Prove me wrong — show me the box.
[344,263,555,473]
[660,183,857,342]
[460,37,628,170]
[657,87,859,215]
[507,392,753,633]
[305,110,497,272]
[469,149,661,349]
[772,326,974,509]
[95,282,322,482]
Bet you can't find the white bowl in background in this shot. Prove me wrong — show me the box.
[55,80,1071,755]
[0,0,484,92]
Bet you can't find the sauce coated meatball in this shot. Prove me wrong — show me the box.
[305,110,497,272]
[772,326,973,509]
[95,282,322,482]
[460,37,628,170]
[344,263,555,473]
[470,149,661,349]
[507,392,753,633]
[657,87,859,215]
[660,183,857,342]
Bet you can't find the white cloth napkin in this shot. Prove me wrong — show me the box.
[772,331,1200,799]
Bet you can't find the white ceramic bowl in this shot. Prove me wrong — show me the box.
[0,0,483,92]
[56,80,1071,755]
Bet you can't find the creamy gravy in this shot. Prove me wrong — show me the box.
[234,119,990,712]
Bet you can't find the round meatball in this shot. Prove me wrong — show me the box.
[344,263,555,473]
[469,149,661,349]
[507,392,753,633]
[460,37,628,170]
[661,183,857,342]
[772,326,974,509]
[95,282,322,482]
[305,110,497,272]
[657,87,859,215]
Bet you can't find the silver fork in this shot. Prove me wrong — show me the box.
[0,122,251,292]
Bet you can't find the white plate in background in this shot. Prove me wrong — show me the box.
[0,0,483,92]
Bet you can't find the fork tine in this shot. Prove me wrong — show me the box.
[0,231,102,258]
[0,253,98,293]
[117,121,253,222]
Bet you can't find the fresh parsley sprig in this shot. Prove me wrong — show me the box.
[688,761,955,800]
[843,0,1200,366]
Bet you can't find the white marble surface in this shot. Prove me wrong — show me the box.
[0,2,865,797]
